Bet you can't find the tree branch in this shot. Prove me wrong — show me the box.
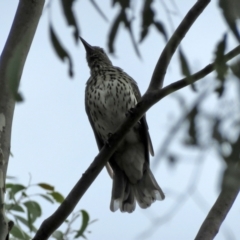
[148,0,211,91]
[0,0,45,239]
[195,176,240,240]
[152,44,240,101]
[33,41,240,239]
[33,4,240,240]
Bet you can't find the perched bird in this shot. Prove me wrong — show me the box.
[80,37,165,213]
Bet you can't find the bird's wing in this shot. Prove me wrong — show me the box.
[85,82,113,178]
[126,72,155,158]
[85,87,104,150]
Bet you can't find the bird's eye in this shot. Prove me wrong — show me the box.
[100,49,104,53]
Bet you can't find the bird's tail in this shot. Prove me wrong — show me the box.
[110,167,165,213]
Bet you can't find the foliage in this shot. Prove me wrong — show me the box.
[1,0,240,239]
[6,179,92,240]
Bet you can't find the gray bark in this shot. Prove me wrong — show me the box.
[0,0,45,239]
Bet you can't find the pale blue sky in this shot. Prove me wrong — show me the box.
[1,1,240,239]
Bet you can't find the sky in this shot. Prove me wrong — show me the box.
[1,1,240,240]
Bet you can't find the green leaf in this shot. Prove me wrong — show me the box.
[60,0,80,43]
[23,200,42,228]
[184,105,199,146]
[179,48,196,91]
[6,204,25,212]
[139,2,154,43]
[37,183,55,191]
[219,0,240,42]
[10,225,31,240]
[15,215,31,228]
[14,214,37,233]
[74,210,90,238]
[49,23,74,77]
[48,191,65,203]
[6,184,26,199]
[122,12,141,58]
[39,194,55,204]
[154,21,168,42]
[108,10,123,53]
[52,230,64,240]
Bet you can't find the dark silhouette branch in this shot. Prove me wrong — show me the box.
[195,180,240,240]
[33,6,240,240]
[0,0,45,239]
[148,0,211,91]
[33,42,240,239]
[150,44,240,102]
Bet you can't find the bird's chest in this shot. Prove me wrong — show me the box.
[86,73,137,140]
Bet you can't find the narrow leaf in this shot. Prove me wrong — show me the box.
[7,204,25,212]
[38,194,55,204]
[60,0,80,43]
[139,2,154,43]
[48,191,65,203]
[15,215,31,228]
[179,48,196,91]
[219,0,240,42]
[23,200,42,225]
[49,23,74,77]
[10,225,31,240]
[6,184,26,199]
[90,0,109,22]
[37,183,55,191]
[108,11,123,53]
[74,210,90,238]
[154,21,168,42]
[184,105,199,146]
[214,34,228,97]
[122,11,141,58]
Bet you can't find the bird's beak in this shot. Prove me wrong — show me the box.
[79,37,94,54]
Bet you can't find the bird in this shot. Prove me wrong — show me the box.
[80,37,165,213]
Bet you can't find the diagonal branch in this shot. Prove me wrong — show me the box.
[148,0,211,91]
[33,42,240,239]
[33,18,240,240]
[195,179,240,240]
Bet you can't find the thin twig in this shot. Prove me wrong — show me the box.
[148,0,211,91]
[33,2,238,238]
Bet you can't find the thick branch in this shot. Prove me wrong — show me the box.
[0,0,45,239]
[33,40,240,240]
[33,39,240,238]
[195,184,239,240]
[148,0,211,91]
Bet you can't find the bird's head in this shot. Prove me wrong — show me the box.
[79,37,112,71]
